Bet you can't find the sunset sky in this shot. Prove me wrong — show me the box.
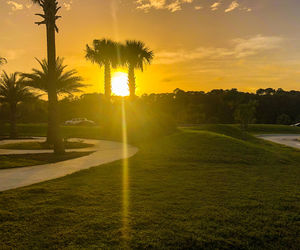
[1,0,300,95]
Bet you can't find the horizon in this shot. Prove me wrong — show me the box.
[1,0,300,95]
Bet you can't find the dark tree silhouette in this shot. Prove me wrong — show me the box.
[0,72,35,138]
[31,0,64,153]
[22,57,84,97]
[86,39,119,99]
[122,40,153,98]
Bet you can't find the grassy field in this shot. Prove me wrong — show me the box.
[0,141,93,150]
[0,152,92,169]
[0,125,299,248]
[0,123,107,140]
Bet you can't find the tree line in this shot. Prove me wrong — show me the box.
[2,88,300,128]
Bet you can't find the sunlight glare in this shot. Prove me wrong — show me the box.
[112,72,129,96]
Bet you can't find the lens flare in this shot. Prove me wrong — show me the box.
[112,72,129,97]
[121,98,130,244]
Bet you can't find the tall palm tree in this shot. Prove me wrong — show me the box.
[31,0,64,153]
[22,57,84,97]
[122,40,153,98]
[85,39,119,99]
[0,72,35,138]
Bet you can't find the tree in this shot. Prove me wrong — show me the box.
[31,0,64,153]
[234,101,257,130]
[276,114,291,125]
[85,39,119,99]
[22,57,84,97]
[122,40,153,98]
[0,72,35,138]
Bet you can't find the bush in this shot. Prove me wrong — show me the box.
[276,114,292,125]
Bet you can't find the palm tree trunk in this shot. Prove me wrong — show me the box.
[46,15,65,154]
[9,103,17,139]
[104,62,111,99]
[128,64,136,99]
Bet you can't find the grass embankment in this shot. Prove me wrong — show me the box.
[0,141,93,150]
[0,125,299,248]
[0,152,92,170]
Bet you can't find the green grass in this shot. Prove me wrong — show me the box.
[181,124,300,135]
[0,125,299,248]
[0,141,93,150]
[0,151,92,170]
[0,123,107,140]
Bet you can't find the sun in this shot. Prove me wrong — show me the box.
[111,72,129,96]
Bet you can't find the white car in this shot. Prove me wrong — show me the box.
[291,123,300,127]
[64,118,96,126]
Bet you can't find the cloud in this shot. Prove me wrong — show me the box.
[225,1,239,13]
[136,0,193,13]
[155,35,284,64]
[232,35,283,58]
[194,5,203,10]
[7,1,24,11]
[63,0,73,11]
[211,1,221,11]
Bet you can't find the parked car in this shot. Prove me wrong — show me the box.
[290,123,300,127]
[64,118,96,126]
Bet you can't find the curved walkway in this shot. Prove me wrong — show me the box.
[258,134,300,149]
[0,138,138,192]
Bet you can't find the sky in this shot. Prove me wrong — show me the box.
[1,0,300,95]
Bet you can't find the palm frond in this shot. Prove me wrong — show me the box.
[123,40,154,71]
[22,57,85,96]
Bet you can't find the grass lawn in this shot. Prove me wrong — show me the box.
[0,152,92,170]
[0,141,94,150]
[0,125,299,248]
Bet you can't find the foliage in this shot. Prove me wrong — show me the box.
[0,72,33,105]
[0,71,35,138]
[86,39,119,98]
[122,40,154,97]
[276,113,292,125]
[122,40,154,71]
[86,39,119,68]
[234,100,257,129]
[22,58,84,96]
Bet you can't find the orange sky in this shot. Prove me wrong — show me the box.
[1,0,300,95]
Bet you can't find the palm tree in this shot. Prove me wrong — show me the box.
[31,0,64,153]
[22,57,84,97]
[85,39,119,99]
[0,72,35,138]
[122,40,153,98]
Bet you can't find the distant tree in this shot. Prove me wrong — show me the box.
[31,0,64,153]
[122,40,153,98]
[22,58,84,97]
[234,101,257,130]
[276,114,291,125]
[86,39,119,99]
[0,72,35,138]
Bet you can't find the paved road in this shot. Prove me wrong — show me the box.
[0,138,138,192]
[258,134,300,149]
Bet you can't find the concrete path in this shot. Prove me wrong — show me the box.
[0,138,138,192]
[258,134,300,149]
